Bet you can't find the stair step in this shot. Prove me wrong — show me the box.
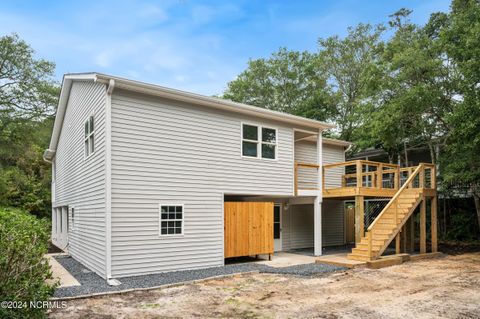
[360,240,386,247]
[347,253,372,262]
[355,243,383,250]
[373,229,394,235]
[351,248,380,255]
[375,224,397,230]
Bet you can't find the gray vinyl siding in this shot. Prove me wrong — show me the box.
[54,81,107,278]
[295,140,318,189]
[323,144,345,188]
[281,204,314,250]
[110,90,296,277]
[322,144,346,246]
[281,201,345,250]
[322,200,345,246]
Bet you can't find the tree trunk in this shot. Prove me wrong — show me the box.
[428,142,436,165]
[403,141,409,167]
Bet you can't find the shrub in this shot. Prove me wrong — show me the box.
[0,208,57,319]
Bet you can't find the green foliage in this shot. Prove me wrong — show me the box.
[318,23,385,141]
[0,34,58,217]
[0,207,57,319]
[223,47,335,119]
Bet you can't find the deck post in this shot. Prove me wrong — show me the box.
[431,195,438,252]
[376,163,383,188]
[354,195,364,243]
[409,215,415,252]
[394,167,400,189]
[401,224,407,253]
[395,233,401,254]
[314,130,323,256]
[420,196,427,254]
[356,161,362,188]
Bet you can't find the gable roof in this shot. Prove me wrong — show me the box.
[44,72,337,161]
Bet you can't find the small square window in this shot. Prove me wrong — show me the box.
[159,205,183,236]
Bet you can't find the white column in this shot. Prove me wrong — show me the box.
[314,129,323,256]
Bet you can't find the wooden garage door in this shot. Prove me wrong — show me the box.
[224,202,274,258]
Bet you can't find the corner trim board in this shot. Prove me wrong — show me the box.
[105,79,114,280]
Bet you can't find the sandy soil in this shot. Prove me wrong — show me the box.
[49,253,480,319]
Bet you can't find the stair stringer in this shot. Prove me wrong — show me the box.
[374,191,424,258]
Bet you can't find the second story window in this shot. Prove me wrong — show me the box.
[242,123,277,160]
[84,116,94,158]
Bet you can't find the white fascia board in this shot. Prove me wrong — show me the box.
[93,73,335,131]
[44,73,98,161]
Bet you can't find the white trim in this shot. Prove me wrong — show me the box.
[314,129,323,256]
[240,122,278,161]
[274,203,282,252]
[291,128,295,196]
[221,192,225,266]
[84,115,95,159]
[69,205,75,231]
[317,129,323,202]
[158,204,185,237]
[105,79,114,280]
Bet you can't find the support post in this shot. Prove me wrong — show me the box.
[401,224,407,253]
[356,161,362,188]
[419,164,425,188]
[314,197,322,256]
[420,196,426,254]
[409,215,415,252]
[355,195,364,243]
[314,130,323,256]
[294,161,298,196]
[395,233,401,254]
[431,195,438,252]
[376,163,383,188]
[394,167,400,189]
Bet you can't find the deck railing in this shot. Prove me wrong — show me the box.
[322,160,435,192]
[294,161,320,195]
[295,159,436,195]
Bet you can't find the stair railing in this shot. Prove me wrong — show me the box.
[365,163,425,258]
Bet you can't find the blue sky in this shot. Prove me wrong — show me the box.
[0,0,450,95]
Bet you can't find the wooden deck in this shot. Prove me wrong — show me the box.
[323,187,397,199]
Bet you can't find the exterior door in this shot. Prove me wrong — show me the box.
[274,204,282,251]
[345,205,355,244]
[224,202,274,258]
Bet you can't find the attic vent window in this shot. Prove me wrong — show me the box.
[84,116,94,158]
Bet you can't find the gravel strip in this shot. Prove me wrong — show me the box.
[54,256,345,298]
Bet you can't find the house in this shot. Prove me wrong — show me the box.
[44,73,351,281]
[44,73,438,281]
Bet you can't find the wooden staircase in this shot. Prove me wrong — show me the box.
[347,164,428,262]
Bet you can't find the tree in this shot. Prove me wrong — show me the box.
[223,48,335,120]
[357,9,455,165]
[0,34,59,217]
[439,0,480,230]
[318,23,385,141]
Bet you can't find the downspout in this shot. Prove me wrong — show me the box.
[105,79,118,285]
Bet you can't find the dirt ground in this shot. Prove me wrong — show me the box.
[49,253,480,319]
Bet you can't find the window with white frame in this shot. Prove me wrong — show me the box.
[159,205,183,235]
[242,124,277,159]
[84,116,94,157]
